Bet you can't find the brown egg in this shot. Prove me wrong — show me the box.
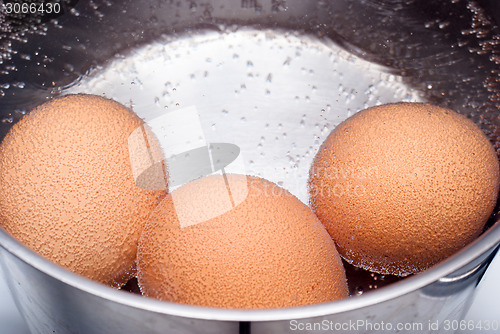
[309,102,499,276]
[137,174,348,309]
[0,94,166,286]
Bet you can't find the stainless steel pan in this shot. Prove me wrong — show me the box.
[0,1,498,333]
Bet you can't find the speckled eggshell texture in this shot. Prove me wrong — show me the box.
[0,94,166,286]
[138,174,348,309]
[309,102,499,276]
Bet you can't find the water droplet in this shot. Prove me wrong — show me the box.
[438,21,450,29]
[70,8,81,16]
[64,63,75,72]
[1,116,13,123]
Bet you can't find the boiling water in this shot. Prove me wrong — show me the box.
[64,28,427,294]
[66,28,425,204]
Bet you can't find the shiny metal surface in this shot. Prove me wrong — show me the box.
[1,221,499,333]
[0,1,499,333]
